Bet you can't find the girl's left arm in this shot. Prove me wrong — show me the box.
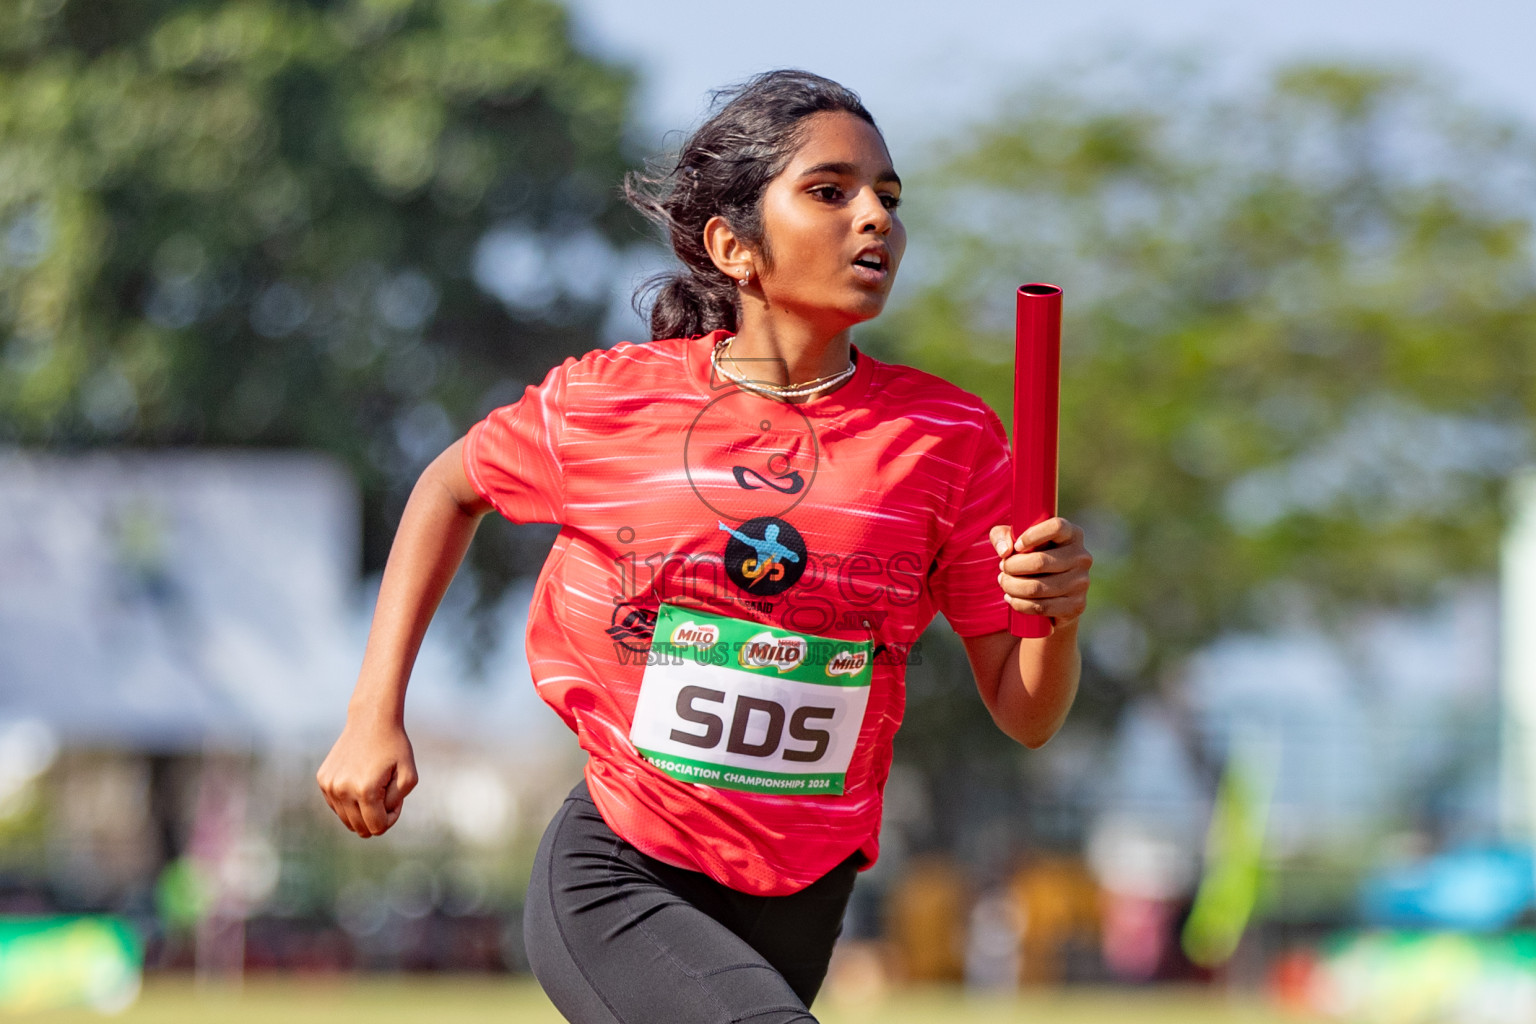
[960,518,1091,749]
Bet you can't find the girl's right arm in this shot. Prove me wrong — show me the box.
[316,437,492,837]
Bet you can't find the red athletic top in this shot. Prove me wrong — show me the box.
[463,330,1011,895]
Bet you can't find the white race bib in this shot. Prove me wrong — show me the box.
[629,603,873,796]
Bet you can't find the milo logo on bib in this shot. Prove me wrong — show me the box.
[670,620,720,648]
[826,650,868,677]
[739,633,806,672]
[629,604,873,796]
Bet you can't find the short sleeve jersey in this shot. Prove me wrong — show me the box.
[464,330,1011,895]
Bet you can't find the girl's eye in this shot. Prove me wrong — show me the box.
[881,193,902,210]
[810,184,842,201]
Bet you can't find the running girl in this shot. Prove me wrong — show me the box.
[318,70,1091,1023]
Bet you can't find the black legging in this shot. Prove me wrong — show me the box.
[524,781,860,1024]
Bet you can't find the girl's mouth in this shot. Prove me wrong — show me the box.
[851,249,889,283]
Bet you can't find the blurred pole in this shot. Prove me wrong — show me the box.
[1181,734,1275,971]
[1500,472,1536,857]
[191,758,248,989]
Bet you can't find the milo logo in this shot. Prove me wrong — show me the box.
[669,621,720,648]
[739,632,807,673]
[825,650,869,678]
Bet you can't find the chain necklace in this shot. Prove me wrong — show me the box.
[711,335,856,400]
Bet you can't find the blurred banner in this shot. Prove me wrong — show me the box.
[0,915,142,1013]
[1361,847,1535,931]
[1277,930,1536,1024]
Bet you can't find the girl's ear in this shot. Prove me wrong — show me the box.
[703,215,755,285]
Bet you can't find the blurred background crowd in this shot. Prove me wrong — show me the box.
[3,1,1536,1020]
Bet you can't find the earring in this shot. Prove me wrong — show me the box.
[738,270,750,288]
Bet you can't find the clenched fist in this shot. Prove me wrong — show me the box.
[316,712,418,838]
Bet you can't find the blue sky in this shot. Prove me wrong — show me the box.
[564,0,1536,162]
[553,0,1536,343]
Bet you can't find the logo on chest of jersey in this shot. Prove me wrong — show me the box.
[684,391,820,521]
[720,516,808,596]
[732,459,804,495]
[606,601,657,652]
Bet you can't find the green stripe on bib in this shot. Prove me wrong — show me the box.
[634,748,846,796]
[650,604,873,687]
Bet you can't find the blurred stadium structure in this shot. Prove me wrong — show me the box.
[0,448,582,1000]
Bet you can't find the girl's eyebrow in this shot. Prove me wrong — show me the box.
[797,161,902,188]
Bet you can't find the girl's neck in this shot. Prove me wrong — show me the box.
[727,311,854,390]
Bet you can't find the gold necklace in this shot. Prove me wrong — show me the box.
[710,336,856,400]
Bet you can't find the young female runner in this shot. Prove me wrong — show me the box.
[317,70,1091,1023]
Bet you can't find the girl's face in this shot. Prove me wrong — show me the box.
[753,111,906,333]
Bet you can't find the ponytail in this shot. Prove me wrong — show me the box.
[638,271,740,341]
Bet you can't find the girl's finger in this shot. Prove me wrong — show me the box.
[358,789,394,836]
[1001,546,1088,576]
[384,763,417,811]
[999,570,1089,603]
[336,798,368,837]
[1003,593,1087,619]
[998,572,1051,601]
[1014,517,1078,553]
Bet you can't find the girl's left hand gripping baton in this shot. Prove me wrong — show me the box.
[1012,283,1063,639]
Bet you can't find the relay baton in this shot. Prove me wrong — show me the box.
[1011,283,1063,639]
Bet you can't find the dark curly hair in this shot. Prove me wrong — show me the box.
[624,70,879,341]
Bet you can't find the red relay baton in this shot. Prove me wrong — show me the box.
[1011,283,1063,639]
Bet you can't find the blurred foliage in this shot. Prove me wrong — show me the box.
[0,0,639,617]
[870,54,1536,704]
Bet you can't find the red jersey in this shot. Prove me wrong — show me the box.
[463,330,1011,895]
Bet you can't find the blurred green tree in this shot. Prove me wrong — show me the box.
[871,56,1536,727]
[878,59,1536,856]
[0,0,639,623]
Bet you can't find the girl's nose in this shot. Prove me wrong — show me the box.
[856,189,892,234]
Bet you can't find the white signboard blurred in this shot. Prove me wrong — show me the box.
[0,450,358,750]
[1502,472,1536,842]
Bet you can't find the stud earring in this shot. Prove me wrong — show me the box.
[738,270,750,288]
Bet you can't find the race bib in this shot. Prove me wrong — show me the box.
[629,603,873,796]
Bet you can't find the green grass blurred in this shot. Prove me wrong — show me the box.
[24,976,1321,1023]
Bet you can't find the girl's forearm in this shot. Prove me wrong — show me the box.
[348,440,489,724]
[989,622,1081,749]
